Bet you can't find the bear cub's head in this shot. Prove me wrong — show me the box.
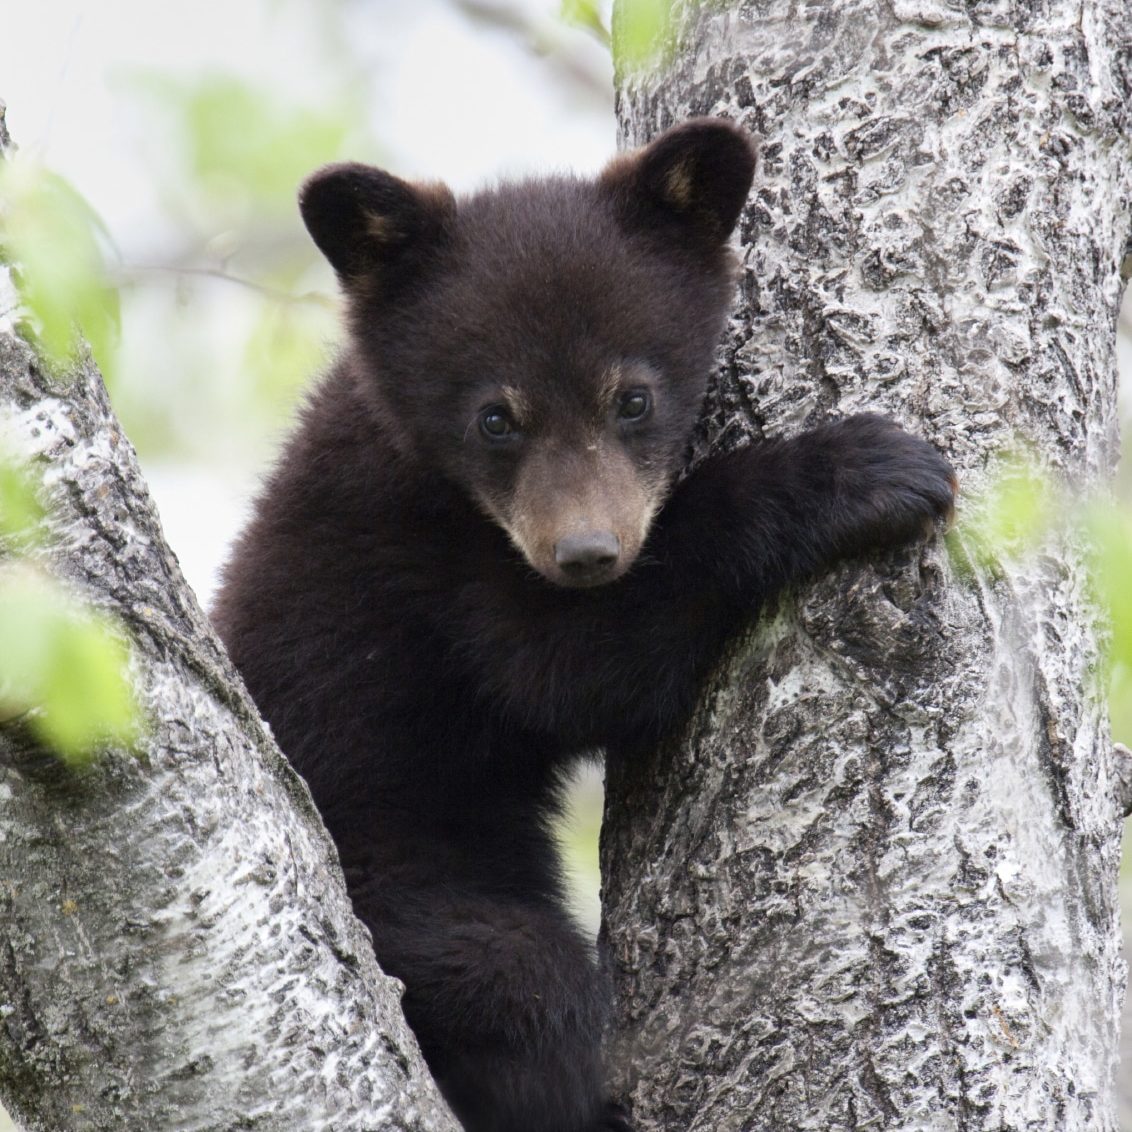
[300,119,755,588]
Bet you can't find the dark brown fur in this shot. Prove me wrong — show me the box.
[212,120,954,1132]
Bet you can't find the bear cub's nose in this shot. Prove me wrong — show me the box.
[554,530,621,580]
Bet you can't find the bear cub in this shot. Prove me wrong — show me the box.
[213,119,955,1132]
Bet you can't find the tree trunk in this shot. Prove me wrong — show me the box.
[602,3,1132,1130]
[0,111,457,1132]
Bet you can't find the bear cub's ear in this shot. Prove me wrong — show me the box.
[599,118,756,247]
[299,163,456,284]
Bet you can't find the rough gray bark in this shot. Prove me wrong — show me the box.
[0,110,458,1132]
[602,3,1132,1130]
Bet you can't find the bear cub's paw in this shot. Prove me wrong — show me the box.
[823,413,957,554]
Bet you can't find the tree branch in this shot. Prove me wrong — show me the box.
[602,2,1131,1128]
[0,102,457,1132]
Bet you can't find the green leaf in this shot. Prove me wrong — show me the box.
[0,457,45,545]
[1086,504,1132,673]
[0,160,120,382]
[932,448,1132,743]
[0,565,140,763]
[612,0,675,72]
[956,455,1052,569]
[560,0,611,45]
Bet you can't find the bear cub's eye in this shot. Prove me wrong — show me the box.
[480,406,515,439]
[617,389,652,422]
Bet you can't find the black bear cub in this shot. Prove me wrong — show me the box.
[213,119,954,1132]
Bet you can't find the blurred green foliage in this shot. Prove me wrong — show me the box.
[611,0,675,72]
[0,459,46,540]
[1088,505,1132,742]
[0,161,120,384]
[554,765,604,933]
[126,72,362,238]
[560,0,611,45]
[0,458,139,764]
[242,294,338,407]
[107,71,363,460]
[959,454,1052,567]
[953,452,1132,744]
[0,564,139,760]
